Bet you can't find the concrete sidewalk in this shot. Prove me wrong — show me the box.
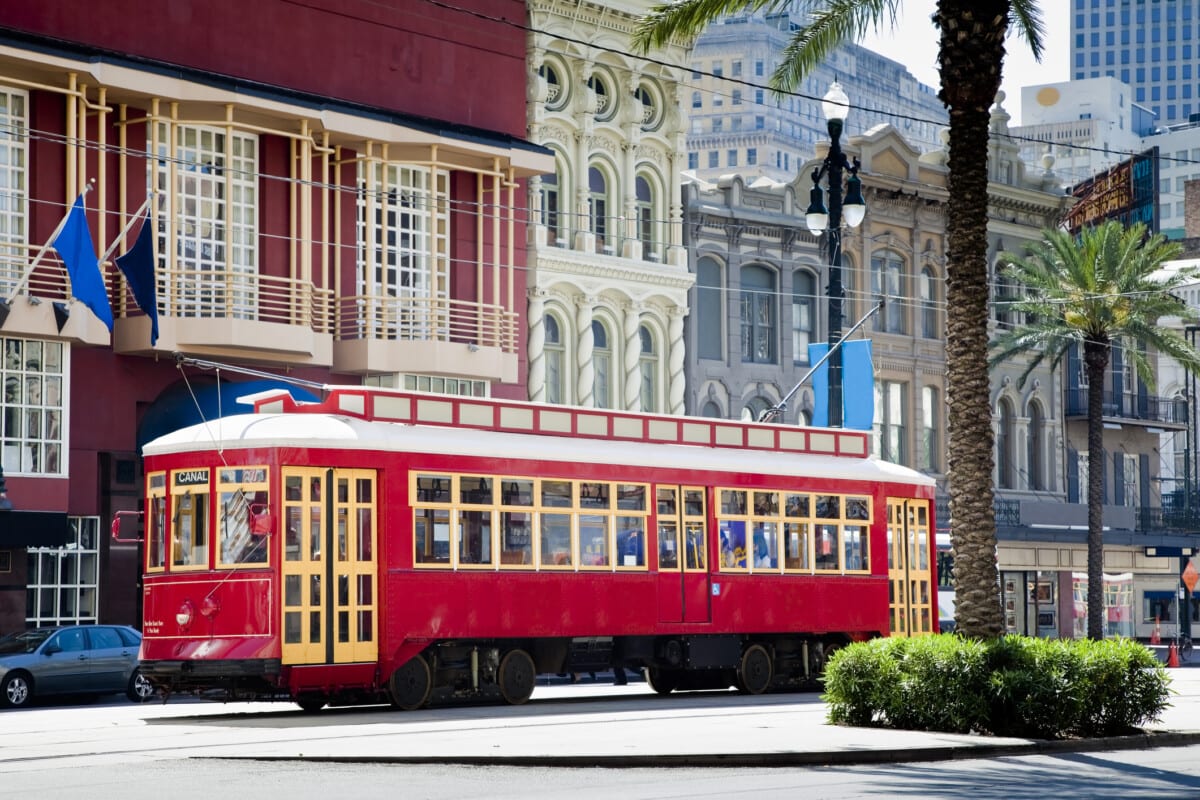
[202,664,1200,769]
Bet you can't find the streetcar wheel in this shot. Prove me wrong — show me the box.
[296,696,327,713]
[498,649,536,705]
[736,644,773,695]
[1,672,33,708]
[126,669,156,703]
[389,654,432,710]
[644,667,680,695]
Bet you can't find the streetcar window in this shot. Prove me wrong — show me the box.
[460,476,493,505]
[542,480,573,508]
[540,512,572,567]
[816,495,840,519]
[843,525,866,570]
[753,522,778,568]
[846,496,870,521]
[815,525,839,570]
[501,479,533,506]
[617,517,644,567]
[501,511,532,565]
[417,474,452,503]
[217,466,271,567]
[458,509,494,566]
[684,522,706,570]
[784,522,809,570]
[683,489,704,518]
[721,490,746,515]
[753,492,778,516]
[579,514,609,566]
[414,507,451,564]
[147,472,167,571]
[171,469,210,569]
[579,482,610,509]
[617,484,645,511]
[719,520,747,569]
[785,493,808,517]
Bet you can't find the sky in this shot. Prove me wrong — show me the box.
[857,1,1071,126]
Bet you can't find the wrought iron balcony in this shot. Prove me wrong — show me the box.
[1065,388,1187,425]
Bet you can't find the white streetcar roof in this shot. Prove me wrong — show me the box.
[144,413,935,488]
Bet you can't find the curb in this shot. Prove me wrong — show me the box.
[209,729,1200,769]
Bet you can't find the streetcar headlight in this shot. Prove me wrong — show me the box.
[200,595,220,619]
[176,600,194,629]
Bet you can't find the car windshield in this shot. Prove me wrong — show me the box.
[0,629,53,655]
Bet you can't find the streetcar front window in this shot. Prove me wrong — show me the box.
[218,467,270,567]
[171,469,210,569]
[146,472,167,571]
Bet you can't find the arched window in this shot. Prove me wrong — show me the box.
[740,265,776,364]
[792,270,816,365]
[539,61,567,111]
[920,267,937,339]
[1028,401,1045,491]
[545,313,565,405]
[741,397,771,422]
[636,175,655,261]
[589,165,610,254]
[639,324,658,412]
[697,257,723,360]
[593,319,611,409]
[871,252,905,333]
[997,397,1015,490]
[701,400,722,418]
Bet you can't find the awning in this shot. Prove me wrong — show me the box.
[0,511,70,547]
[138,379,319,451]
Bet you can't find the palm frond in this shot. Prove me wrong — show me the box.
[631,0,782,52]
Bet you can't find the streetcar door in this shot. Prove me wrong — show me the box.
[655,485,711,624]
[887,497,935,636]
[280,468,379,666]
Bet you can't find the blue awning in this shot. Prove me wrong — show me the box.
[137,379,319,452]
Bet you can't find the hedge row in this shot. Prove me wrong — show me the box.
[821,634,1171,739]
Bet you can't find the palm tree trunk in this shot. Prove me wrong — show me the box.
[939,0,1009,639]
[1084,340,1110,640]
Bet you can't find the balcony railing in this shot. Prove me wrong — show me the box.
[126,267,334,332]
[1065,388,1186,425]
[933,497,1020,532]
[336,294,517,353]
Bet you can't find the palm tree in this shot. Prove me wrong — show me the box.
[990,221,1200,639]
[634,1,1044,638]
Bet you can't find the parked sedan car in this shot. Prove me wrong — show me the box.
[0,624,155,708]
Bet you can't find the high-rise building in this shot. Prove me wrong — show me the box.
[686,10,948,183]
[1071,0,1200,129]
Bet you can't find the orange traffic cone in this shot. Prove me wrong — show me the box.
[1168,641,1180,668]
[1152,615,1162,645]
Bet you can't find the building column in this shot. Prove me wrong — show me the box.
[576,295,595,408]
[527,288,547,402]
[623,302,643,412]
[668,305,686,416]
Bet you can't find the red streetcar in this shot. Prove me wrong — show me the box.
[127,384,937,711]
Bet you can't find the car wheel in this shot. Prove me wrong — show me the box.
[126,669,156,703]
[1,671,33,708]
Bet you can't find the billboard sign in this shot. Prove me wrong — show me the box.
[1064,147,1158,234]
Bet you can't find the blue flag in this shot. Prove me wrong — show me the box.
[807,339,874,431]
[115,210,159,345]
[53,196,112,331]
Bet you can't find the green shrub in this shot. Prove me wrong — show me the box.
[821,634,1171,740]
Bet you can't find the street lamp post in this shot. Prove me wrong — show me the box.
[805,82,866,428]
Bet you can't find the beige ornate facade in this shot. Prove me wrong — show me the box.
[525,0,694,413]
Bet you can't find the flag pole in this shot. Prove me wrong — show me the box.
[98,192,155,265]
[5,180,96,304]
[758,298,884,424]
